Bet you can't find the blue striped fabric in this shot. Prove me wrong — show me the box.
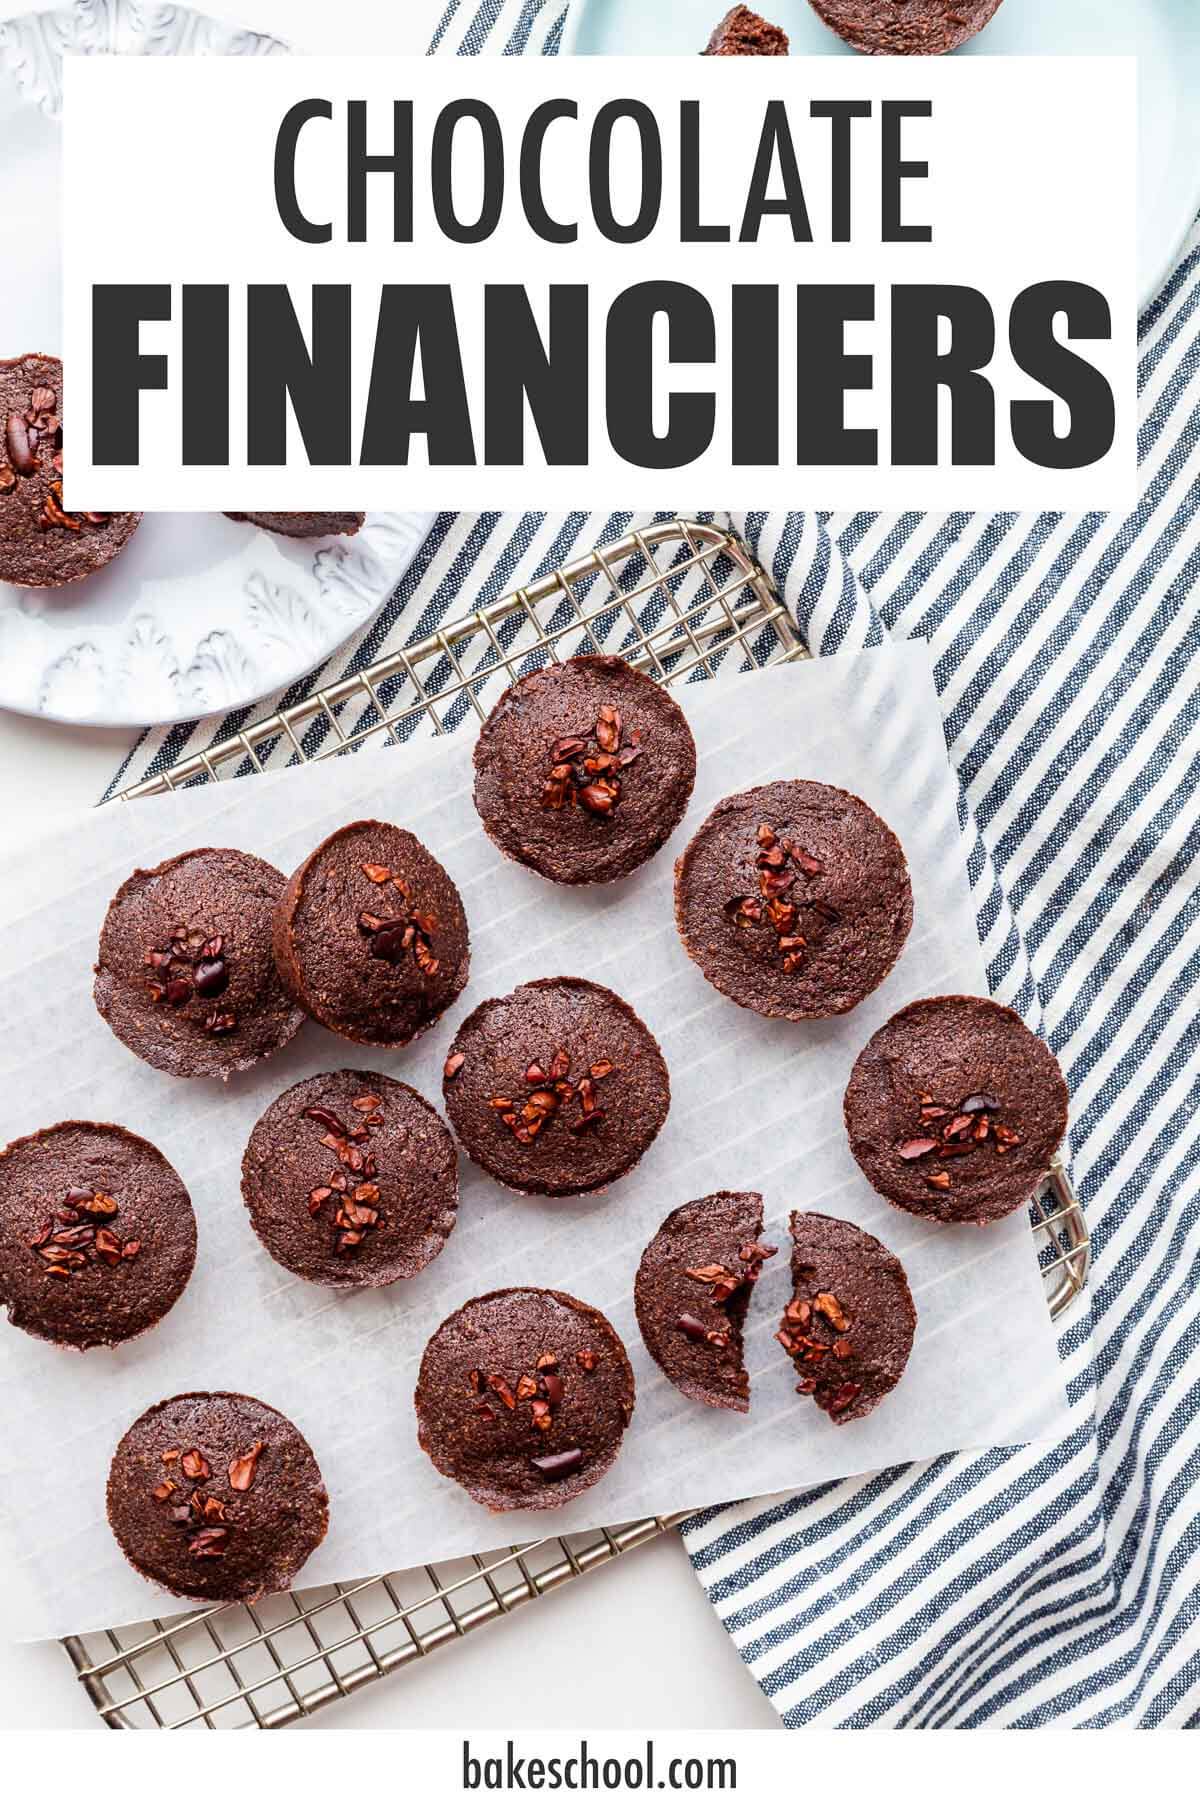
[105,0,1200,1728]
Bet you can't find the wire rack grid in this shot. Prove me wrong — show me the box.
[59,519,1088,1728]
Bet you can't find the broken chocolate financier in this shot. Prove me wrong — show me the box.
[703,6,789,54]
[107,1391,329,1603]
[779,1212,916,1425]
[843,995,1069,1226]
[806,0,1005,57]
[415,1287,636,1511]
[635,1192,776,1412]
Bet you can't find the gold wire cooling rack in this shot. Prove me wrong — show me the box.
[60,518,1089,1728]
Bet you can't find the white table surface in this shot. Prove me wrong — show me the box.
[0,709,778,1731]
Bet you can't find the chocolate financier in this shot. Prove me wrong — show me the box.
[635,1192,777,1411]
[95,847,305,1079]
[472,656,697,885]
[415,1287,635,1510]
[107,1392,329,1603]
[272,821,469,1048]
[843,994,1069,1225]
[241,1070,458,1288]
[225,512,364,538]
[0,354,140,587]
[96,846,307,1072]
[0,1121,195,1350]
[807,0,1004,55]
[704,6,789,53]
[779,1212,916,1424]
[442,977,670,1198]
[674,780,912,1019]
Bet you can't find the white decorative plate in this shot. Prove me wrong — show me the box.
[0,1,436,726]
[574,0,1200,313]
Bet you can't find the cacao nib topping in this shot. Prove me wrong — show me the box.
[27,1187,141,1278]
[228,1441,264,1492]
[356,862,440,976]
[303,1092,390,1254]
[488,1047,617,1149]
[726,825,838,974]
[530,1447,584,1481]
[778,1280,859,1411]
[540,704,644,814]
[144,927,235,1030]
[149,1435,273,1557]
[893,1089,1021,1193]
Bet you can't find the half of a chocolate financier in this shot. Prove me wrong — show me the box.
[0,353,141,587]
[703,6,789,54]
[674,779,912,1020]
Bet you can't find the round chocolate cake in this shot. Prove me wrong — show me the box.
[415,1287,635,1511]
[0,354,141,587]
[272,820,470,1048]
[107,1392,329,1603]
[778,1212,916,1425]
[241,1069,458,1288]
[472,656,697,885]
[673,779,912,1020]
[0,1121,196,1351]
[441,976,670,1198]
[95,847,305,1079]
[807,0,1004,56]
[843,994,1069,1225]
[635,1192,777,1412]
[225,512,364,538]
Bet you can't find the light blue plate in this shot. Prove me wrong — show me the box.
[572,0,1200,308]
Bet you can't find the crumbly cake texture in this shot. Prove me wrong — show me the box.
[806,0,1004,55]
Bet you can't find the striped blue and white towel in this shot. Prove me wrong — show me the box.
[106,0,1200,1730]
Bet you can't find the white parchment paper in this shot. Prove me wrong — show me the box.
[0,644,1070,1640]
